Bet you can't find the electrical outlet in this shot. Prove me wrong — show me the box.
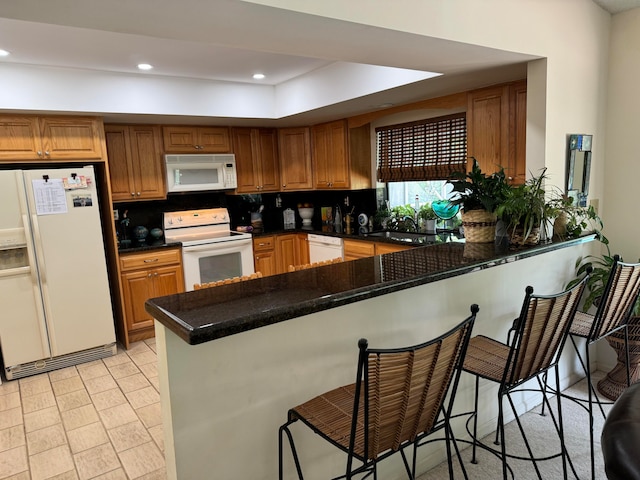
[589,198,599,214]
[113,209,119,221]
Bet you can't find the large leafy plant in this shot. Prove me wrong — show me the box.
[565,233,640,315]
[448,159,510,213]
[495,168,552,244]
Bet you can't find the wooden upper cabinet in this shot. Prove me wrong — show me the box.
[312,119,350,189]
[466,80,526,183]
[466,85,510,176]
[278,127,312,191]
[162,126,231,153]
[232,127,279,193]
[105,124,166,202]
[508,80,527,185]
[0,115,104,161]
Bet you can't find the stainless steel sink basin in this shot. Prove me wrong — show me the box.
[366,231,431,243]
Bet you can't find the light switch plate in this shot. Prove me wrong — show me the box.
[113,209,119,221]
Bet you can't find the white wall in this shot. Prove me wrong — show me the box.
[604,8,640,262]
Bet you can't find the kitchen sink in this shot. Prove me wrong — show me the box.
[366,231,434,243]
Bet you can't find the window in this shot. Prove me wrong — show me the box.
[376,113,467,183]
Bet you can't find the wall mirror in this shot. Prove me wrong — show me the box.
[566,134,592,207]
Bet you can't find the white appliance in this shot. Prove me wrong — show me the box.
[163,208,254,292]
[165,154,237,193]
[0,167,116,380]
[307,234,344,263]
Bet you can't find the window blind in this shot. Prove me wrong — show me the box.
[376,113,467,182]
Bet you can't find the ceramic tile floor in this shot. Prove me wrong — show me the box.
[0,339,166,480]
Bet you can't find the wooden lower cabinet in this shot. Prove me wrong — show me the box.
[119,248,184,347]
[254,233,310,276]
[374,242,412,255]
[344,239,375,261]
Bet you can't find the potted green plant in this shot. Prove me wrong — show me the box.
[418,203,438,233]
[547,194,603,240]
[495,168,552,245]
[448,159,510,243]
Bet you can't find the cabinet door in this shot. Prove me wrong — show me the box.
[163,126,199,152]
[375,242,411,255]
[105,125,136,201]
[121,269,156,332]
[312,120,349,189]
[129,125,166,200]
[233,128,261,193]
[0,116,42,161]
[344,239,375,261]
[254,251,276,277]
[466,85,510,175]
[256,128,280,192]
[39,117,103,160]
[276,234,297,274]
[278,127,312,191]
[296,233,310,266]
[327,120,350,189]
[508,81,527,185]
[197,127,231,153]
[312,123,331,189]
[153,265,185,298]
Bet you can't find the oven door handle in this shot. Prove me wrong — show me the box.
[182,238,252,252]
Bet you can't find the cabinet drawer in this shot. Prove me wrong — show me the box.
[344,239,375,259]
[253,236,275,252]
[120,248,182,271]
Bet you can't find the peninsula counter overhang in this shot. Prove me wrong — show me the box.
[145,235,595,345]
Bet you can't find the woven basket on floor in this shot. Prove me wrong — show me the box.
[461,210,497,243]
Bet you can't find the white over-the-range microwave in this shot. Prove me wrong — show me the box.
[165,154,238,193]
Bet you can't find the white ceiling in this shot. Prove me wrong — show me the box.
[0,0,637,126]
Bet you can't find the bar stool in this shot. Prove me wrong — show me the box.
[562,255,640,480]
[462,279,588,480]
[278,305,478,480]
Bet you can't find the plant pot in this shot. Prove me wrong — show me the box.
[509,226,541,246]
[553,211,568,238]
[461,209,497,243]
[425,219,437,233]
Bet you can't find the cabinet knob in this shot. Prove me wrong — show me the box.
[144,258,159,263]
[136,192,141,196]
[45,151,50,156]
[37,151,43,156]
[131,192,136,196]
[282,184,286,188]
[147,273,152,278]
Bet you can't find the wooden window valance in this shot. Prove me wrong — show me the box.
[376,113,467,182]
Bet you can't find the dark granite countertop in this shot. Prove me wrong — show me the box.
[145,235,595,345]
[250,223,464,246]
[118,241,182,254]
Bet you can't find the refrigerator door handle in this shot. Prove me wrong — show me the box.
[30,214,47,285]
[21,213,52,358]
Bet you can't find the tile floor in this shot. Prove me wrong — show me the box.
[0,339,166,480]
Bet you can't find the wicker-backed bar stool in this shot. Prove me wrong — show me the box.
[462,279,588,480]
[278,305,478,480]
[560,255,640,480]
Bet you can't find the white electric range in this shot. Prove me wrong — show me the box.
[163,208,254,291]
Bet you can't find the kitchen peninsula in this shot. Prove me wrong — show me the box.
[147,235,594,480]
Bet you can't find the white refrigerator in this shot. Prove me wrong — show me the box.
[0,167,116,380]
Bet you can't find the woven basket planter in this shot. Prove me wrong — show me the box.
[461,210,497,243]
[509,226,541,246]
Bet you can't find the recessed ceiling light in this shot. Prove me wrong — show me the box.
[137,63,153,71]
[0,49,10,57]
[252,73,265,80]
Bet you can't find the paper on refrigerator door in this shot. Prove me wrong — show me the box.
[31,179,68,215]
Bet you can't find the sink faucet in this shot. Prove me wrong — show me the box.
[402,216,419,232]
